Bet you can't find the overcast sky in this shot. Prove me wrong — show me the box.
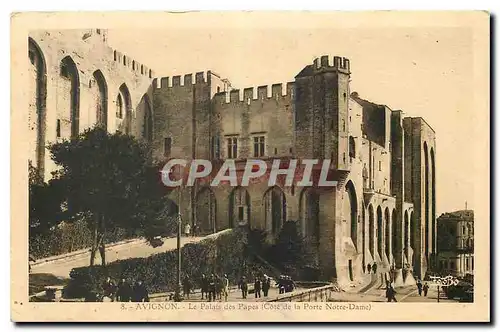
[107,23,476,215]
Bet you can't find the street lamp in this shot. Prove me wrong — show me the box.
[173,170,184,302]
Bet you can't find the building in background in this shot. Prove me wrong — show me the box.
[27,29,437,287]
[437,209,474,277]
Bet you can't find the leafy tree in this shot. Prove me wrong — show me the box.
[49,127,173,266]
[266,220,315,278]
[28,161,66,236]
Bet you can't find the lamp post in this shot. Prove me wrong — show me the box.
[173,170,183,302]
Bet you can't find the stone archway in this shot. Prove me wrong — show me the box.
[28,38,47,179]
[229,187,250,228]
[117,83,132,134]
[424,142,430,261]
[91,70,108,130]
[264,186,287,237]
[195,187,217,234]
[60,56,80,138]
[299,188,320,249]
[368,204,375,256]
[384,207,391,261]
[377,206,383,258]
[344,181,358,250]
[391,209,398,259]
[140,94,153,143]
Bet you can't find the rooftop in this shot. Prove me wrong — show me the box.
[438,210,474,222]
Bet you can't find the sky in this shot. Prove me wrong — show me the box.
[106,23,476,216]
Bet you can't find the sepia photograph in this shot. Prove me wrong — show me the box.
[10,11,490,322]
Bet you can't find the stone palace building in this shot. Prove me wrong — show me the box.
[27,29,437,287]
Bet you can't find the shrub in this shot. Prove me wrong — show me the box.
[29,220,140,259]
[64,228,252,298]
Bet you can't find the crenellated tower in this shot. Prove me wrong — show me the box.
[294,55,351,170]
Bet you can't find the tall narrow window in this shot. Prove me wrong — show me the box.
[227,137,238,159]
[212,136,221,159]
[56,119,61,138]
[253,136,265,157]
[238,206,244,221]
[116,94,123,118]
[379,160,382,171]
[164,137,172,157]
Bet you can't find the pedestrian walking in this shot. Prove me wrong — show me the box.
[386,285,397,302]
[372,262,378,274]
[208,274,216,302]
[116,277,132,302]
[367,263,372,274]
[238,276,248,299]
[101,276,116,302]
[132,279,149,302]
[262,277,270,297]
[222,274,229,302]
[200,274,208,300]
[423,282,429,297]
[254,278,261,298]
[183,274,192,300]
[416,279,423,296]
[184,223,191,237]
[215,274,223,300]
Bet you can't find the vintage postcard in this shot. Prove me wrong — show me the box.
[11,11,490,322]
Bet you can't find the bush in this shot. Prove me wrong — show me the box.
[29,220,140,259]
[64,228,251,298]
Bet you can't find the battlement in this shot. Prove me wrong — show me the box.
[153,71,213,89]
[313,55,350,73]
[112,49,155,79]
[215,82,295,104]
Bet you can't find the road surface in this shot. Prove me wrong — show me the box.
[31,231,228,278]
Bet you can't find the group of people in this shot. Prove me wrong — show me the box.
[416,279,430,297]
[366,262,378,274]
[240,275,272,299]
[101,276,149,302]
[277,275,296,294]
[195,273,230,302]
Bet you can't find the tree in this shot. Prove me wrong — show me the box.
[266,220,314,278]
[28,161,66,236]
[49,127,173,266]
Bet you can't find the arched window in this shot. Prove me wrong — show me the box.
[113,50,117,61]
[92,70,108,130]
[141,65,144,74]
[123,55,126,66]
[60,56,80,138]
[116,94,123,119]
[28,38,47,179]
[149,69,152,78]
[132,60,136,70]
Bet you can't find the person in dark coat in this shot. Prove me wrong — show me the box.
[200,274,208,300]
[416,279,423,296]
[254,278,262,298]
[116,278,132,302]
[367,263,372,274]
[208,274,216,302]
[132,280,149,302]
[386,285,397,302]
[183,274,192,300]
[101,276,116,301]
[372,262,378,274]
[423,282,429,297]
[238,276,248,299]
[262,277,270,297]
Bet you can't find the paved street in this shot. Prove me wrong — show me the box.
[31,232,225,278]
[150,286,307,303]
